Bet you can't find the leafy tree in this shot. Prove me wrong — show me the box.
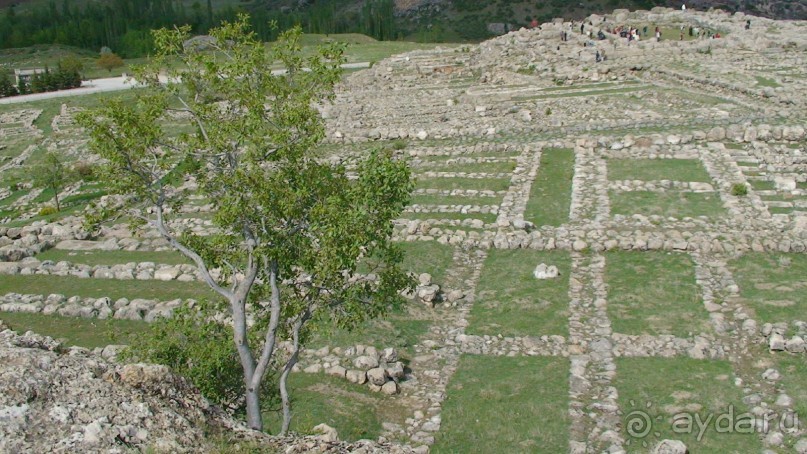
[77,15,413,433]
[96,52,124,73]
[35,152,71,212]
[0,74,18,98]
[59,55,85,78]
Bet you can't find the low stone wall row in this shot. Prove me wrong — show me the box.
[393,224,807,253]
[609,180,715,192]
[0,258,202,282]
[0,293,188,322]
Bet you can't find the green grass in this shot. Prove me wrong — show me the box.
[310,316,430,360]
[415,161,516,174]
[410,194,501,207]
[35,248,191,266]
[524,147,574,228]
[467,249,569,337]
[768,206,796,215]
[727,253,807,324]
[399,241,455,284]
[400,211,498,224]
[755,76,781,88]
[433,356,569,453]
[414,176,512,192]
[775,354,807,421]
[615,357,761,453]
[0,275,215,301]
[414,151,521,162]
[723,142,745,150]
[0,189,28,209]
[606,251,708,337]
[610,191,726,219]
[263,372,388,441]
[608,159,712,182]
[0,311,149,349]
[748,180,775,191]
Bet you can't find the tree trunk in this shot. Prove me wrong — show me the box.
[245,382,263,430]
[53,186,61,212]
[279,365,293,435]
[280,309,309,435]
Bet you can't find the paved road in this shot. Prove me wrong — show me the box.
[0,62,371,105]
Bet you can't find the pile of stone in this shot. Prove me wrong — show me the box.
[763,321,806,353]
[0,323,425,453]
[295,345,406,395]
[413,272,441,307]
[0,325,246,453]
[0,292,187,322]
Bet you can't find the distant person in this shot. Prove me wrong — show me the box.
[682,4,686,11]
[656,30,661,42]
[746,19,751,30]
[596,50,601,62]
[530,18,539,29]
[581,23,585,34]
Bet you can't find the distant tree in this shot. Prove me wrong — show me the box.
[59,55,85,78]
[35,152,71,212]
[96,52,124,73]
[0,74,18,98]
[78,15,413,434]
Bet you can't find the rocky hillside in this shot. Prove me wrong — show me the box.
[0,321,418,453]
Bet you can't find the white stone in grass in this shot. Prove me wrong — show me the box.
[312,423,339,442]
[652,439,687,454]
[533,263,559,280]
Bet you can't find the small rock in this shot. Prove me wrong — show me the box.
[366,367,388,386]
[652,439,687,454]
[381,380,399,395]
[312,423,339,442]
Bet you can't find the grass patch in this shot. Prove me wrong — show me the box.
[0,311,148,349]
[524,147,574,227]
[775,354,807,421]
[467,249,569,337]
[755,76,781,88]
[0,275,215,301]
[399,241,455,284]
[414,176,511,192]
[399,211,498,224]
[0,189,28,208]
[411,194,501,207]
[35,249,191,266]
[415,161,516,174]
[768,206,795,215]
[414,151,521,162]
[606,251,708,337]
[608,158,712,182]
[749,180,775,191]
[433,356,569,453]
[263,372,387,441]
[723,142,745,150]
[727,253,807,324]
[610,190,726,219]
[310,316,430,359]
[615,357,761,453]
